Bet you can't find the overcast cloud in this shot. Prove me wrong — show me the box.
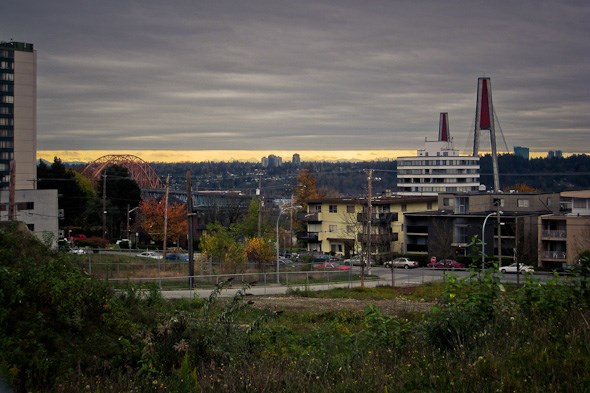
[3,0,589,155]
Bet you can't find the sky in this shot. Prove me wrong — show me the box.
[4,0,590,162]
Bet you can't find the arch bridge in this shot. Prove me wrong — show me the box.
[81,154,164,190]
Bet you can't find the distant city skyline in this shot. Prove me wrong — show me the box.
[4,0,590,155]
[37,149,564,164]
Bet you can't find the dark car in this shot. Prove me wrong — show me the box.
[165,253,189,261]
[427,259,465,270]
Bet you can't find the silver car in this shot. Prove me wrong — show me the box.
[384,257,419,269]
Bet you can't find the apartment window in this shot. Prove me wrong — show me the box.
[16,202,34,210]
[0,141,13,148]
[493,198,505,207]
[401,204,407,212]
[346,205,355,213]
[1,96,13,104]
[0,118,13,126]
[329,225,337,232]
[0,152,13,159]
[329,204,338,213]
[517,199,530,208]
[0,130,13,137]
[0,73,14,81]
[330,244,343,253]
[0,107,12,114]
[309,205,321,213]
[346,224,355,233]
[427,202,433,210]
[574,199,588,209]
[442,198,454,207]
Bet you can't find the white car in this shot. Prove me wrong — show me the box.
[136,251,163,260]
[342,255,374,267]
[384,257,419,269]
[67,248,86,255]
[500,263,534,274]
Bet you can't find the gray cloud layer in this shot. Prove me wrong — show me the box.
[4,0,589,153]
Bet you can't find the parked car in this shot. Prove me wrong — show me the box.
[342,255,374,267]
[384,257,419,269]
[136,251,163,259]
[427,259,465,270]
[314,262,351,271]
[278,257,295,267]
[67,247,86,255]
[165,253,189,261]
[500,263,534,274]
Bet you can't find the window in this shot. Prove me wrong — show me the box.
[309,205,321,213]
[329,204,338,213]
[1,96,13,104]
[16,202,34,210]
[493,198,505,207]
[0,118,13,125]
[517,199,530,208]
[330,244,343,253]
[401,204,407,212]
[0,140,13,148]
[346,205,355,213]
[427,202,433,210]
[329,225,337,232]
[574,199,588,209]
[0,73,14,81]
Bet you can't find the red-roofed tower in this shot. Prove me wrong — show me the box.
[473,77,500,191]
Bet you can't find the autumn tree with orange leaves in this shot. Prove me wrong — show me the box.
[138,199,188,247]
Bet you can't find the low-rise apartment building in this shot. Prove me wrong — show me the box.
[405,191,560,266]
[538,190,590,268]
[297,196,437,261]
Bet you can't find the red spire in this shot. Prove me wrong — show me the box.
[479,79,491,130]
[438,112,449,142]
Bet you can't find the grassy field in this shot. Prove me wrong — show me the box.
[3,226,590,393]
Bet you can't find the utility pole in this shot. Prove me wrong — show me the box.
[256,172,263,236]
[102,173,107,238]
[363,169,374,288]
[186,171,195,288]
[8,160,15,220]
[163,175,170,259]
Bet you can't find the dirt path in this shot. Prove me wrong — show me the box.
[248,296,436,315]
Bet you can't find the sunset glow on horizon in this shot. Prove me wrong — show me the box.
[37,149,564,164]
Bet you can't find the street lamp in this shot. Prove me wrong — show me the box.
[482,211,503,271]
[276,205,301,284]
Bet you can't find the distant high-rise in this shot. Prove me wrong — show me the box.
[292,153,301,166]
[261,154,282,168]
[397,112,480,195]
[514,146,530,160]
[0,41,36,190]
[547,150,563,159]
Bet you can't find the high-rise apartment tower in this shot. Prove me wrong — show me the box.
[0,41,37,190]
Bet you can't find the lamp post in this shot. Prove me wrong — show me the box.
[276,205,301,284]
[481,211,502,271]
[127,205,139,249]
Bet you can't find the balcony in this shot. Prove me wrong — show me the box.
[357,233,398,244]
[541,250,567,260]
[301,212,321,222]
[296,232,319,242]
[357,212,398,224]
[407,244,428,252]
[406,225,428,234]
[541,230,566,239]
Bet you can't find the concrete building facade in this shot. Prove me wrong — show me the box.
[298,196,437,262]
[397,113,480,195]
[0,41,37,190]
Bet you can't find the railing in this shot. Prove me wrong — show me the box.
[296,231,319,241]
[357,212,398,223]
[541,251,566,259]
[357,233,398,244]
[406,225,428,234]
[541,230,567,238]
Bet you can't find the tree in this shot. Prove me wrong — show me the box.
[37,157,98,228]
[428,219,454,260]
[138,199,188,247]
[294,169,323,204]
[244,237,275,269]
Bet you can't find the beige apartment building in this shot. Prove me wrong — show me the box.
[298,196,437,262]
[538,190,590,268]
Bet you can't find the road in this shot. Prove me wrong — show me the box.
[161,266,552,299]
